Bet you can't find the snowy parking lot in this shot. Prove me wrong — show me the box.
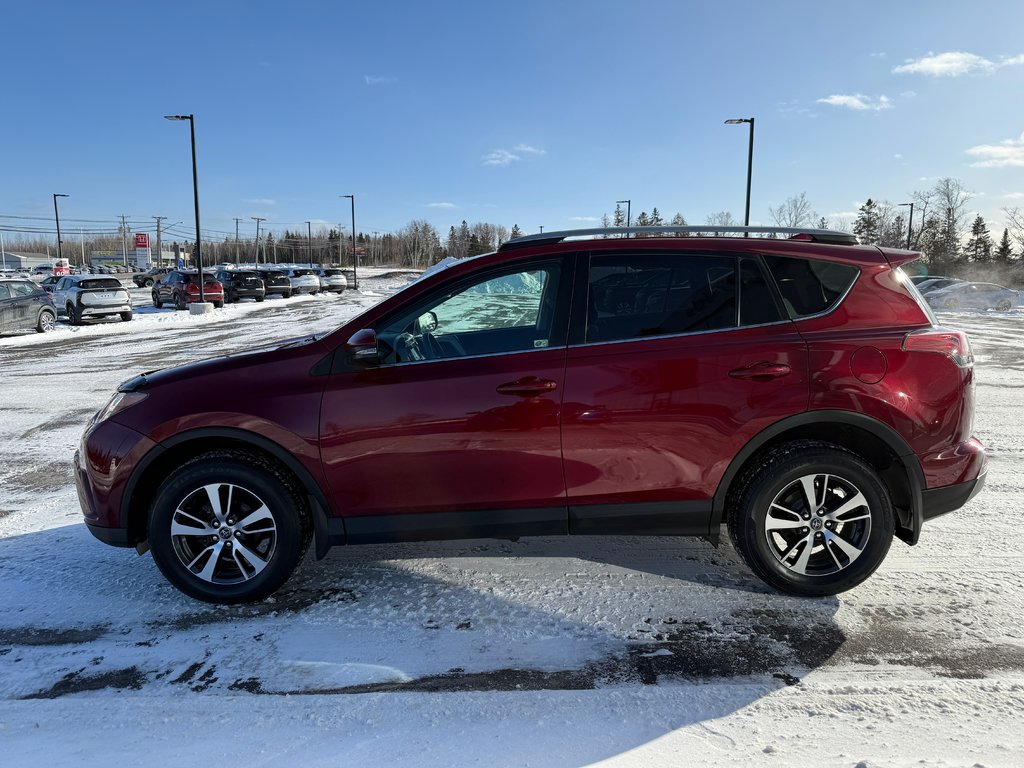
[1,276,1022,767]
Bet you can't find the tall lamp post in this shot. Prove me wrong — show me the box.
[616,199,631,237]
[340,195,357,289]
[53,193,69,263]
[724,117,755,232]
[898,202,915,250]
[164,114,206,303]
[305,220,313,268]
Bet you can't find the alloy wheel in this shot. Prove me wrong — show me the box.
[763,473,872,577]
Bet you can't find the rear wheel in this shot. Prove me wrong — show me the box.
[120,311,133,322]
[996,299,1012,311]
[175,292,187,311]
[36,309,56,333]
[148,452,311,604]
[67,303,82,326]
[144,278,154,287]
[255,295,265,303]
[727,441,894,596]
[152,292,163,309]
[213,300,224,309]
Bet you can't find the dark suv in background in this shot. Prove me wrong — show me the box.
[77,226,986,603]
[151,270,224,309]
[214,269,265,303]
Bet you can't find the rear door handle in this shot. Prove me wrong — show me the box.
[729,362,792,381]
[496,376,558,397]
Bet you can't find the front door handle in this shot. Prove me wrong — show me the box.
[729,362,792,381]
[496,376,558,397]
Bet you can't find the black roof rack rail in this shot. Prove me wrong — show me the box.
[498,225,859,250]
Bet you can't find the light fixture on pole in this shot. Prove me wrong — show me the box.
[53,194,69,262]
[724,117,755,232]
[164,114,207,303]
[340,195,357,290]
[898,202,915,250]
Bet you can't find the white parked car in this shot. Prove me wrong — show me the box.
[52,275,133,325]
[284,267,321,295]
[315,267,348,292]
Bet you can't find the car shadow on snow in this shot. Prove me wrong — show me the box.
[0,523,845,766]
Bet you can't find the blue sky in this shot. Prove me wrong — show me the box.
[2,0,1023,244]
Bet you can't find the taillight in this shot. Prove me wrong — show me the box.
[903,328,973,368]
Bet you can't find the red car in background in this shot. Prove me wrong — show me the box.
[152,270,224,309]
[77,226,986,603]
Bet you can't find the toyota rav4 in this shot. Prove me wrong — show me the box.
[76,226,986,603]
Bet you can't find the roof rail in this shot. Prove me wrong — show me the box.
[498,226,859,250]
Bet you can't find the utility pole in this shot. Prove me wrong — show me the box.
[119,214,130,266]
[251,217,266,266]
[340,195,357,289]
[233,217,242,262]
[53,193,69,261]
[153,216,166,268]
[80,229,85,267]
[1,230,6,270]
[305,221,313,268]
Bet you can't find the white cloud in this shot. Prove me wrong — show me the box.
[513,144,546,155]
[817,93,893,111]
[894,153,903,160]
[569,216,600,222]
[244,198,276,206]
[482,145,546,167]
[427,202,458,209]
[966,132,1024,168]
[364,75,397,85]
[1002,192,1024,200]
[869,52,887,59]
[892,51,1024,76]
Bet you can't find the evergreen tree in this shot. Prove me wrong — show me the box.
[995,228,1013,264]
[613,204,625,228]
[649,207,664,227]
[670,212,688,236]
[510,224,523,239]
[965,215,993,262]
[852,199,881,244]
[817,217,829,229]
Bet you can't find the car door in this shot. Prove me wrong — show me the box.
[319,256,573,542]
[559,250,809,535]
[0,283,12,331]
[7,281,37,327]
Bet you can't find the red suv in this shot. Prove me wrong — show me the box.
[152,270,225,309]
[76,227,986,603]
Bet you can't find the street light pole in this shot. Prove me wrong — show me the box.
[306,220,313,268]
[616,199,631,237]
[340,195,357,289]
[899,202,915,250]
[52,193,68,262]
[725,117,755,233]
[164,114,206,302]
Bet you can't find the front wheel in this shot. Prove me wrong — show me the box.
[36,309,56,333]
[144,279,154,287]
[152,292,163,309]
[727,441,894,596]
[148,452,311,604]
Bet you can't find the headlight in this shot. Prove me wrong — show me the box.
[96,392,148,423]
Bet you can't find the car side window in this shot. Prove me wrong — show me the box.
[585,252,737,344]
[377,263,563,364]
[0,284,10,300]
[764,255,859,317]
[10,281,34,298]
[739,257,783,325]
[56,278,68,291]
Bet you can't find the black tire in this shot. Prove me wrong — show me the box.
[996,299,1012,312]
[148,451,311,604]
[144,279,154,288]
[152,291,163,309]
[175,292,187,311]
[727,440,894,596]
[67,303,82,326]
[214,300,224,309]
[120,311,133,322]
[282,291,292,299]
[36,309,56,333]
[255,295,265,303]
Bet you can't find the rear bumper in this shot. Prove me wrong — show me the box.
[81,303,131,316]
[921,472,987,522]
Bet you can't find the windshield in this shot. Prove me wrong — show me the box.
[292,269,316,277]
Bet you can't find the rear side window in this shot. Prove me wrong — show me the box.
[586,253,737,343]
[763,255,858,317]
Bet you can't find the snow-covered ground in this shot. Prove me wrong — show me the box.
[1,280,1022,767]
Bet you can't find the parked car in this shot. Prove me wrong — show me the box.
[257,268,293,298]
[284,267,321,295]
[134,268,172,288]
[925,281,1018,311]
[215,269,265,303]
[0,278,57,333]
[52,275,133,325]
[78,226,987,604]
[38,275,62,293]
[316,267,348,293]
[915,277,964,295]
[151,270,224,309]
[32,264,54,275]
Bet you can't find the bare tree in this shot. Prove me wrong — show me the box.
[1004,207,1024,253]
[768,192,816,228]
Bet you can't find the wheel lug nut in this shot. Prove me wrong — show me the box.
[234,531,241,538]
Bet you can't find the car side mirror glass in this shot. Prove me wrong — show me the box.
[416,311,438,333]
[346,328,379,364]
